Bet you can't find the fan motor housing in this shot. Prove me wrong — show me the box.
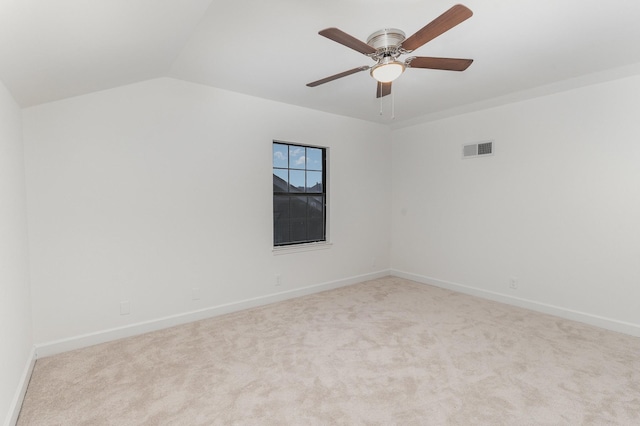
[366,28,406,50]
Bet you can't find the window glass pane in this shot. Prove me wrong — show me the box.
[308,196,324,241]
[273,195,290,245]
[289,145,306,169]
[306,171,323,192]
[290,196,308,242]
[306,148,323,171]
[273,169,288,192]
[289,170,305,192]
[273,144,288,168]
[273,141,326,246]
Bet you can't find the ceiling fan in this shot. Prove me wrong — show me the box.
[306,4,474,98]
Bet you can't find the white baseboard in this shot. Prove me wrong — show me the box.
[36,270,391,358]
[391,269,640,338]
[4,347,36,426]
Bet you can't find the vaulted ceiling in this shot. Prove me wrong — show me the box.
[2,0,640,125]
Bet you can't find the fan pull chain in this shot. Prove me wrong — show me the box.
[391,89,395,120]
[378,89,396,119]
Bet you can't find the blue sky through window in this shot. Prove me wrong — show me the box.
[274,143,323,191]
[273,144,288,168]
[306,148,322,171]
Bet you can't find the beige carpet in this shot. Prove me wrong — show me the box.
[18,276,640,425]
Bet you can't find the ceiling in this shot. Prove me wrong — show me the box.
[2,0,640,126]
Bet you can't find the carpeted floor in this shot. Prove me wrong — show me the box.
[18,276,640,425]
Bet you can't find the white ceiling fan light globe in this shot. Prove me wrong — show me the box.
[370,61,405,83]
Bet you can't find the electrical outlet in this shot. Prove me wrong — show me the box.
[120,301,131,315]
[509,277,518,290]
[275,274,282,287]
[192,287,200,301]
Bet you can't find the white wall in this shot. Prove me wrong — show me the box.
[23,78,391,348]
[391,74,640,334]
[0,80,33,425]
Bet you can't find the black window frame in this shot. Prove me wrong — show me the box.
[273,141,327,247]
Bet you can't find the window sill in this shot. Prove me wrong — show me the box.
[272,241,333,255]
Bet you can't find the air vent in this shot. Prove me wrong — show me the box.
[462,141,493,158]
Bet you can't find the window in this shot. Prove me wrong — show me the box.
[273,141,326,246]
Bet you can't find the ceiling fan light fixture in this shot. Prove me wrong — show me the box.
[370,60,405,83]
[308,4,474,100]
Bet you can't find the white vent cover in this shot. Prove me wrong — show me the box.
[463,141,493,158]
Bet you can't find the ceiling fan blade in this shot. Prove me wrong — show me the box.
[306,66,369,87]
[319,28,377,55]
[407,57,473,71]
[401,4,473,52]
[376,82,392,98]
